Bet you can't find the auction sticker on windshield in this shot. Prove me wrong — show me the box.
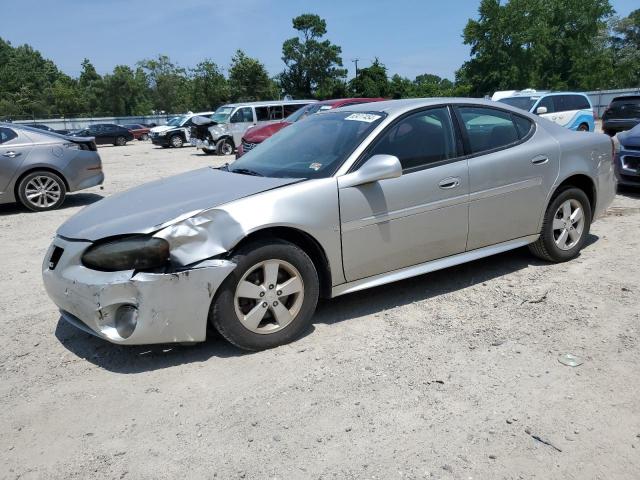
[345,113,382,123]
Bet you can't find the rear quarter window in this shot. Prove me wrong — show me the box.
[0,127,18,144]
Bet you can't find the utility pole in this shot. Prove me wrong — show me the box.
[351,58,360,78]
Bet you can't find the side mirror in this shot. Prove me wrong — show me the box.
[338,154,402,189]
[536,106,548,115]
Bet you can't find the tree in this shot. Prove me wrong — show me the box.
[190,60,228,110]
[228,50,278,101]
[349,58,389,97]
[280,13,347,98]
[102,65,152,116]
[610,9,640,87]
[138,55,190,112]
[78,59,104,115]
[457,0,615,96]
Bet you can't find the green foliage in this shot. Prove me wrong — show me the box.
[280,13,347,98]
[610,9,640,87]
[138,55,190,113]
[349,58,390,97]
[228,50,278,102]
[190,60,229,110]
[457,0,618,96]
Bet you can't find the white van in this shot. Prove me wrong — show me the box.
[190,100,316,155]
[497,91,595,132]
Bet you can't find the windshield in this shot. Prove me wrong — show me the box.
[166,116,186,127]
[229,111,386,179]
[284,103,334,123]
[498,96,538,112]
[211,106,234,123]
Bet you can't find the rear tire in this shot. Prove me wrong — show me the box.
[114,136,126,146]
[17,170,67,212]
[529,187,591,262]
[210,239,319,351]
[577,123,589,132]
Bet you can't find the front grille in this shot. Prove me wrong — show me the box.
[625,144,640,151]
[242,140,258,152]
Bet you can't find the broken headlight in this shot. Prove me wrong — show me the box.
[82,236,170,272]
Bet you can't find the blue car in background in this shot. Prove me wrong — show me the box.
[498,90,595,132]
[615,123,640,187]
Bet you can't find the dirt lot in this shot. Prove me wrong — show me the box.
[1,140,639,480]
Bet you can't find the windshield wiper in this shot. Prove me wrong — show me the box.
[231,168,264,177]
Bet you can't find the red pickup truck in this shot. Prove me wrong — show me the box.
[237,98,385,157]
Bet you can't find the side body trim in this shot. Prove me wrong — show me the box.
[331,234,539,297]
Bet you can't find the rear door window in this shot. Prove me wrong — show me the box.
[283,103,308,117]
[457,106,521,154]
[269,105,284,120]
[255,107,270,121]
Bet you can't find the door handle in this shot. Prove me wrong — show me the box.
[3,151,20,158]
[438,177,461,189]
[531,156,548,165]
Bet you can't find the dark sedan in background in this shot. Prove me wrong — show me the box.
[602,95,640,136]
[69,124,133,146]
[615,123,640,187]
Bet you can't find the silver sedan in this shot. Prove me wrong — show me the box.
[0,123,103,211]
[42,99,616,350]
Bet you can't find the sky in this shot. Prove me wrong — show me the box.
[2,0,638,81]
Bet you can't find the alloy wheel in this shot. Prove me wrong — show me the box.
[234,259,305,334]
[24,175,62,209]
[552,199,585,250]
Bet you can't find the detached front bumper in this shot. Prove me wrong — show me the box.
[42,237,236,345]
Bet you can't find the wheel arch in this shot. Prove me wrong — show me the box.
[13,166,69,201]
[231,226,332,299]
[549,173,597,219]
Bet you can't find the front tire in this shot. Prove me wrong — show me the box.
[210,239,319,351]
[170,135,184,148]
[216,138,234,156]
[529,187,591,262]
[577,123,589,132]
[17,170,67,212]
[140,133,149,141]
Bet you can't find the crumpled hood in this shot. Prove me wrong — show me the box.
[57,167,299,241]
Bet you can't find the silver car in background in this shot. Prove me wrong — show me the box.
[0,123,103,211]
[42,99,616,350]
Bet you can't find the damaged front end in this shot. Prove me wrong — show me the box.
[42,236,236,344]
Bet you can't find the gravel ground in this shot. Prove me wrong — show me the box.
[1,140,639,480]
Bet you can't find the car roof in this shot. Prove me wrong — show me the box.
[317,97,385,107]
[611,95,640,102]
[333,97,530,117]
